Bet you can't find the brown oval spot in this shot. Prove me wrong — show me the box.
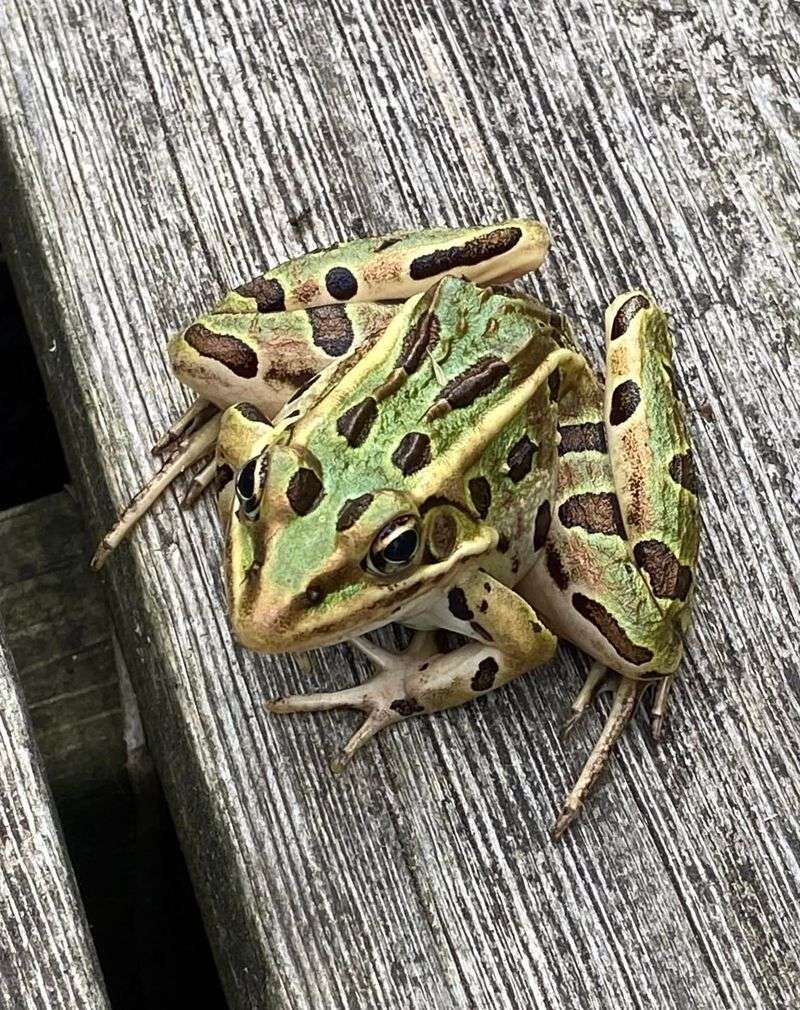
[325,266,358,300]
[533,500,551,551]
[497,534,511,554]
[471,657,498,692]
[468,477,492,519]
[572,592,654,665]
[610,380,641,425]
[337,397,378,447]
[558,492,626,538]
[236,403,269,424]
[633,540,693,601]
[409,226,522,281]
[429,512,458,559]
[308,305,355,357]
[610,294,651,341]
[184,324,258,378]
[235,276,285,312]
[668,451,697,494]
[507,434,537,483]
[336,493,374,532]
[558,422,607,456]
[546,544,569,590]
[438,356,509,411]
[391,432,431,475]
[397,309,440,374]
[448,586,473,622]
[287,468,324,515]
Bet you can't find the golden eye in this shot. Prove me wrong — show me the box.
[235,457,262,521]
[367,515,422,575]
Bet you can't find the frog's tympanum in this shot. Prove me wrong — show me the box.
[94,220,699,836]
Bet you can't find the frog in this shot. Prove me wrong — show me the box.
[93,219,699,837]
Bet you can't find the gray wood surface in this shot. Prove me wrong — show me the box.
[1,2,799,1008]
[0,621,110,1009]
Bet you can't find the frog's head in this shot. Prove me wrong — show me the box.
[225,276,563,653]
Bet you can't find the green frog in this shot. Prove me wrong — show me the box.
[94,220,699,836]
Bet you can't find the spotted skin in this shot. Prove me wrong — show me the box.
[95,219,699,839]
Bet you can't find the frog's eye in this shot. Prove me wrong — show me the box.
[367,515,422,576]
[235,457,262,522]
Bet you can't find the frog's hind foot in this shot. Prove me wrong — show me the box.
[649,673,674,742]
[151,397,218,455]
[559,660,610,741]
[91,413,221,570]
[552,675,641,840]
[266,634,431,773]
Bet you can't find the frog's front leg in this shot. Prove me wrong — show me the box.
[266,571,557,772]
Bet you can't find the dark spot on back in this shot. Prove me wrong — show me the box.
[468,476,492,519]
[391,432,431,475]
[286,467,324,515]
[610,379,641,425]
[668,451,697,494]
[610,294,651,340]
[409,226,522,281]
[439,356,509,410]
[184,324,258,378]
[430,511,457,559]
[572,592,654,665]
[471,657,498,692]
[559,492,627,538]
[558,421,607,455]
[506,434,537,483]
[235,276,285,312]
[308,305,355,356]
[397,308,440,374]
[448,586,473,622]
[533,500,551,551]
[548,368,561,402]
[546,544,569,590]
[633,540,693,601]
[497,534,510,554]
[337,397,378,447]
[336,493,374,532]
[325,266,358,300]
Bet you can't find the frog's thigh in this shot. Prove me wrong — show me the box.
[404,571,557,712]
[266,574,556,773]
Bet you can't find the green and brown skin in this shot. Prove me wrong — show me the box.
[93,219,699,836]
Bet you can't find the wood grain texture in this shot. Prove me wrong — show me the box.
[0,622,110,1009]
[0,493,123,796]
[1,2,799,1007]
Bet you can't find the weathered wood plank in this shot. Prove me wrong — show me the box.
[1,2,798,1008]
[0,621,110,1009]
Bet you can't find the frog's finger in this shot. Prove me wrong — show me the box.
[603,293,700,624]
[214,219,550,315]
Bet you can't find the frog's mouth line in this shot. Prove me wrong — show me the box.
[234,527,497,655]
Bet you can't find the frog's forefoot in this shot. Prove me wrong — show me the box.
[265,632,437,772]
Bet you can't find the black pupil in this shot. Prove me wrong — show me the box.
[383,528,418,564]
[236,458,257,500]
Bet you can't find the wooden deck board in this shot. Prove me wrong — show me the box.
[1,2,798,1007]
[0,621,110,1009]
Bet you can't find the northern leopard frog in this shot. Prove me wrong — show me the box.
[94,220,699,836]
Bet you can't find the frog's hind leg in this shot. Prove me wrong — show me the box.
[552,674,641,840]
[267,573,557,773]
[151,397,218,455]
[560,660,610,741]
[91,413,220,570]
